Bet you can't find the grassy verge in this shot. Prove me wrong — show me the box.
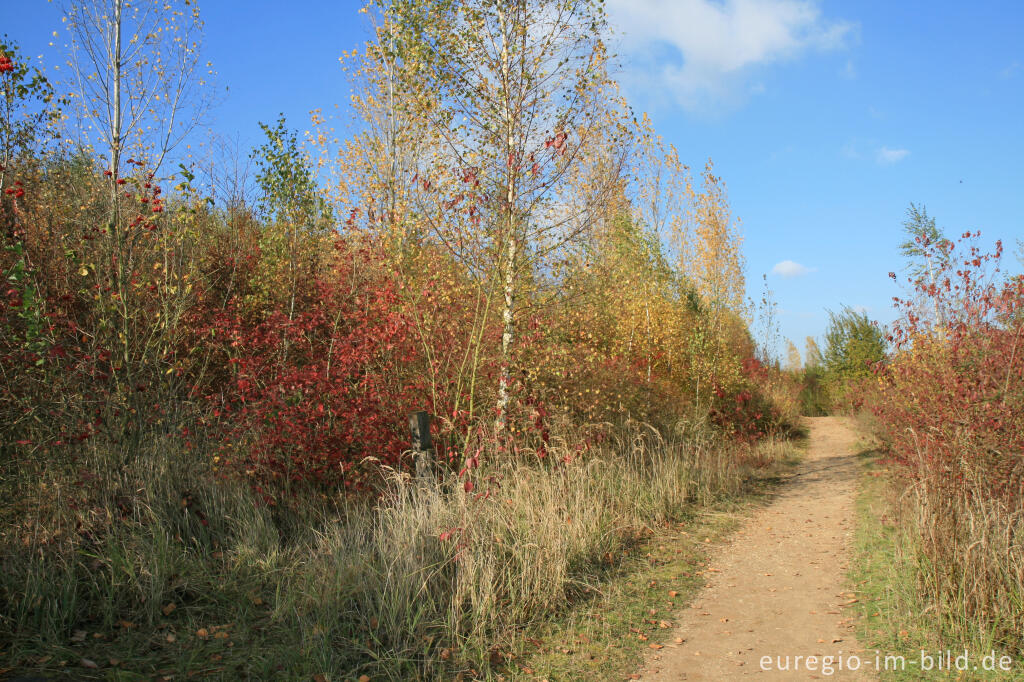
[850,446,1024,681]
[504,478,794,681]
[1,425,800,681]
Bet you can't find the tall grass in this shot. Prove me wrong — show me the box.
[852,446,1024,681]
[1,418,787,678]
[894,449,1024,654]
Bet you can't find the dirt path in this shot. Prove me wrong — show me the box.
[637,416,874,680]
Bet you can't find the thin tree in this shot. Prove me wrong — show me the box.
[784,339,802,371]
[384,0,617,428]
[63,0,213,181]
[60,0,213,440]
[804,336,822,369]
[900,202,948,328]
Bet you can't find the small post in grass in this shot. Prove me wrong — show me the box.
[410,410,434,483]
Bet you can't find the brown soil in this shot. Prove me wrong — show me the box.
[637,416,875,680]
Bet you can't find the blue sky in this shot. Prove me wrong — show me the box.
[4,1,1023,360]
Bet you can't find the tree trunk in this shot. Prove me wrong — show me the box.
[494,3,520,430]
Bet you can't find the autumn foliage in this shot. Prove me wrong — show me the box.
[874,232,1024,500]
[861,229,1024,651]
[0,6,813,677]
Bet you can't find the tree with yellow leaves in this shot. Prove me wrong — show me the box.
[784,339,802,371]
[381,0,619,428]
[804,336,822,369]
[687,159,746,317]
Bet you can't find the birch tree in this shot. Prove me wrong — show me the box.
[59,0,213,442]
[382,0,616,428]
[63,0,213,180]
[899,202,948,329]
[335,2,438,251]
[688,159,746,317]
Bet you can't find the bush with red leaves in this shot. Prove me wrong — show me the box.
[872,231,1024,502]
[189,238,428,499]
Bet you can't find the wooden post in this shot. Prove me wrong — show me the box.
[410,411,434,482]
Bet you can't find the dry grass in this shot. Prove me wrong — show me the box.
[897,467,1024,653]
[852,445,1024,681]
[1,419,792,679]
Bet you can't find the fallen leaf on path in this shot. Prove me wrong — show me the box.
[162,602,177,616]
[649,644,663,650]
[81,659,98,669]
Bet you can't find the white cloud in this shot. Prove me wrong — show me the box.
[876,146,910,164]
[772,260,816,278]
[606,0,855,112]
[841,58,856,79]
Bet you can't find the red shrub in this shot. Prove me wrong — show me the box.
[873,232,1024,501]
[190,238,427,499]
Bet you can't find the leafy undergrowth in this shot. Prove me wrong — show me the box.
[850,446,1024,682]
